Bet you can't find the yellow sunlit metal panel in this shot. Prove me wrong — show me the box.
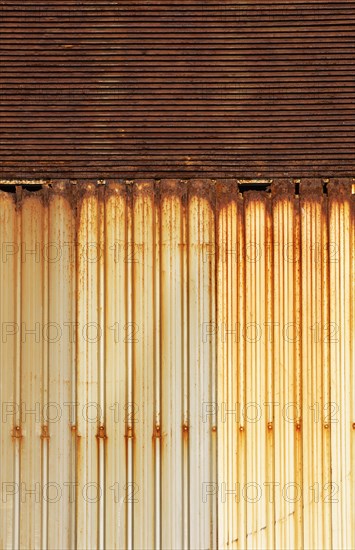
[0,181,353,549]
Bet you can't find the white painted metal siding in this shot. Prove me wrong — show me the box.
[0,181,354,549]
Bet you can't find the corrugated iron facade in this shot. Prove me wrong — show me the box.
[0,181,354,549]
[1,1,355,179]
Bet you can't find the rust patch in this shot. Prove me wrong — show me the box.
[49,180,77,210]
[0,187,16,205]
[299,179,324,198]
[96,425,108,440]
[189,178,216,210]
[132,179,156,195]
[125,426,134,439]
[71,425,81,439]
[328,179,353,198]
[105,181,128,200]
[0,179,352,212]
[74,181,99,225]
[215,180,241,210]
[160,178,188,200]
[153,424,161,439]
[12,425,23,439]
[243,189,271,206]
[271,180,294,198]
[40,425,50,440]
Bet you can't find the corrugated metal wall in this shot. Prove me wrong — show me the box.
[1,1,355,179]
[0,181,354,549]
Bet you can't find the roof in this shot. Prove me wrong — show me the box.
[1,0,354,180]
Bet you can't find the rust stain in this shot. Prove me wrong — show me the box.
[12,425,23,439]
[125,426,134,440]
[96,426,108,440]
[152,425,161,439]
[40,426,50,440]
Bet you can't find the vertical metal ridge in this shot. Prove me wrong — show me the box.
[20,193,44,548]
[237,192,247,550]
[216,183,241,549]
[70,188,78,550]
[321,187,332,550]
[187,182,216,550]
[351,192,355,550]
[265,188,274,550]
[41,188,49,550]
[272,183,297,550]
[76,184,100,550]
[300,181,325,549]
[132,181,156,550]
[0,192,17,549]
[154,181,161,550]
[97,185,106,550]
[328,182,353,550]
[46,186,75,550]
[126,182,134,550]
[160,180,186,550]
[182,183,190,550]
[14,191,21,550]
[104,182,128,550]
[14,190,21,550]
[293,191,303,550]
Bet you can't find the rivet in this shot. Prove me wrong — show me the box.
[13,426,22,438]
[296,422,301,430]
[239,426,244,432]
[41,426,50,439]
[267,422,273,430]
[154,425,161,438]
[125,427,133,439]
[212,426,217,432]
[324,423,329,429]
[96,426,107,439]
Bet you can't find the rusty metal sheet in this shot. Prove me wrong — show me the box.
[1,1,355,179]
[0,181,354,549]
